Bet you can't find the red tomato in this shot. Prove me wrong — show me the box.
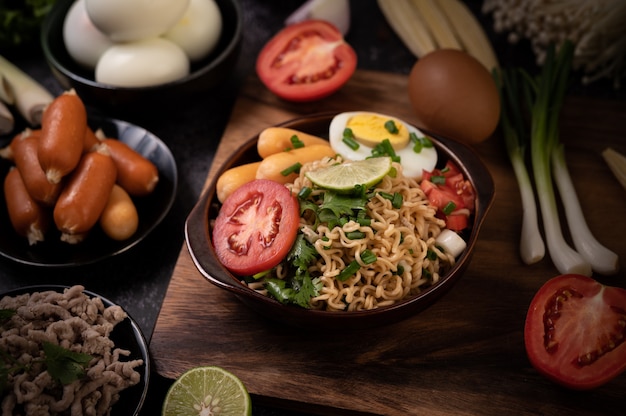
[255,20,357,102]
[420,161,475,231]
[212,179,300,276]
[524,274,626,390]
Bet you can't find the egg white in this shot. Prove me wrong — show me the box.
[328,111,437,179]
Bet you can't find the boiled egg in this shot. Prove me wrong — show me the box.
[85,0,190,42]
[95,38,190,87]
[329,111,437,179]
[62,0,113,69]
[163,0,223,62]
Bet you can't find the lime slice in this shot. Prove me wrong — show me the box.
[305,156,393,191]
[162,366,252,416]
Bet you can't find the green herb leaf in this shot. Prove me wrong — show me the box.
[43,342,92,385]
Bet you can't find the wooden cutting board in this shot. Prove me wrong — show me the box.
[150,70,626,415]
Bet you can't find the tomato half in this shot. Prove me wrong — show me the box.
[255,20,357,102]
[524,274,626,390]
[212,179,300,276]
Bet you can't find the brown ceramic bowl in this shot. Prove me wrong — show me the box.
[41,0,242,115]
[185,113,495,329]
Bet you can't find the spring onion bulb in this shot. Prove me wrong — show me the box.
[552,144,619,275]
[0,55,53,126]
[435,229,467,258]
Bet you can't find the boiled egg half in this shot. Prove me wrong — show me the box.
[329,111,437,179]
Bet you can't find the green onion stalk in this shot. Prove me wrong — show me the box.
[493,67,545,265]
[529,41,592,276]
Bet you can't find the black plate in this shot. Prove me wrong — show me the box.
[0,116,177,267]
[0,285,150,416]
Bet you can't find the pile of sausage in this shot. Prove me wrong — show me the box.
[1,90,159,245]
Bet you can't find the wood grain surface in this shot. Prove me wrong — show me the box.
[150,70,626,415]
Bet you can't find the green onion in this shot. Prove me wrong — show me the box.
[442,201,456,215]
[384,120,399,134]
[298,186,312,199]
[426,249,437,261]
[290,134,305,149]
[281,162,302,176]
[360,249,377,264]
[378,192,403,209]
[431,175,446,185]
[409,132,433,153]
[342,135,360,150]
[337,260,360,281]
[346,231,366,240]
[493,66,545,265]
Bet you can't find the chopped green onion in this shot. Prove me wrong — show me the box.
[342,135,360,150]
[431,175,446,185]
[378,191,403,209]
[337,260,360,281]
[290,134,305,149]
[346,231,366,240]
[360,249,377,264]
[281,162,302,176]
[426,249,437,261]
[298,186,312,199]
[384,120,399,134]
[395,265,405,275]
[391,192,403,209]
[442,201,457,215]
[409,132,433,153]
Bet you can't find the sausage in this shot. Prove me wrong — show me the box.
[256,144,336,184]
[257,127,329,159]
[10,129,62,206]
[99,184,139,241]
[38,90,87,184]
[216,161,262,203]
[101,138,159,196]
[3,167,49,245]
[83,126,100,152]
[53,145,117,244]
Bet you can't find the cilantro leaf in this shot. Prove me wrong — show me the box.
[42,342,93,385]
[0,309,16,320]
[287,234,318,272]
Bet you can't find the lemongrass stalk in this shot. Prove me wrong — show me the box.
[602,147,626,191]
[0,74,14,104]
[530,41,591,277]
[0,55,53,126]
[493,68,545,264]
[552,143,619,275]
[0,100,14,134]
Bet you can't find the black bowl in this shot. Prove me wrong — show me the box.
[185,113,496,329]
[0,285,150,416]
[41,0,242,114]
[0,116,177,267]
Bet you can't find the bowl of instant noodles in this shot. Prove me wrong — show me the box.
[185,112,495,329]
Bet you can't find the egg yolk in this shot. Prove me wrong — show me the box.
[346,114,410,150]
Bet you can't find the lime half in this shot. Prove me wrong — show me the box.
[162,366,252,416]
[305,156,393,192]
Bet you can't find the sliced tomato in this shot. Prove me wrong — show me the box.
[444,212,468,231]
[524,274,626,390]
[212,179,300,276]
[255,20,357,102]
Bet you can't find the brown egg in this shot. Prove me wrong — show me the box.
[408,49,500,145]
